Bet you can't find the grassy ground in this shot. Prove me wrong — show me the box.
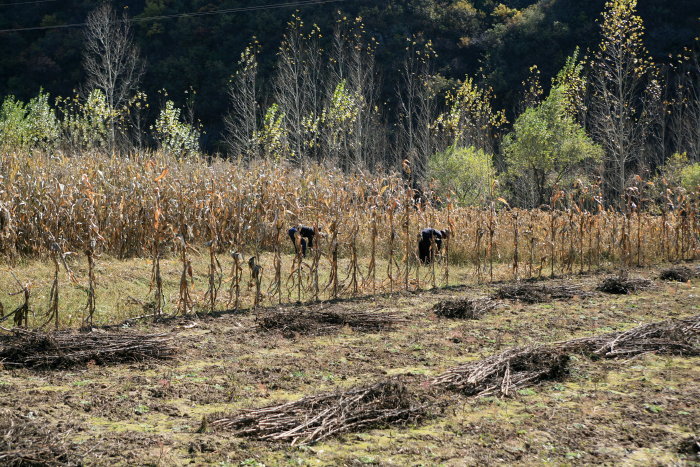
[1,263,699,465]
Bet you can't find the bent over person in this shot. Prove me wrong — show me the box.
[288,225,316,257]
[418,228,449,264]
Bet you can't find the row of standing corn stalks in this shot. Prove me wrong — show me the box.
[0,151,698,328]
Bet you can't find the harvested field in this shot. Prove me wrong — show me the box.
[211,312,699,445]
[0,330,175,369]
[211,380,427,445]
[0,263,699,465]
[433,297,498,319]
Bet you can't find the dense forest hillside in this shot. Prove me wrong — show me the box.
[1,0,698,146]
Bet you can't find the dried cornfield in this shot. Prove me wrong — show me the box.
[0,150,699,327]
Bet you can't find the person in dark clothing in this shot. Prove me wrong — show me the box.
[288,225,316,257]
[418,228,449,264]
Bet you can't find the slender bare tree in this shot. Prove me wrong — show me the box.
[396,37,438,181]
[83,3,143,154]
[224,42,260,161]
[589,0,655,204]
[327,15,382,170]
[272,15,323,162]
[670,47,700,161]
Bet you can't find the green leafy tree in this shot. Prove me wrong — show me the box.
[552,48,587,123]
[503,85,603,207]
[254,103,289,162]
[427,145,497,206]
[151,100,201,157]
[0,90,59,150]
[0,96,29,149]
[680,163,700,191]
[433,76,507,154]
[57,89,111,151]
[26,91,61,149]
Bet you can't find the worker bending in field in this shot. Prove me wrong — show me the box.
[288,225,317,257]
[418,228,449,264]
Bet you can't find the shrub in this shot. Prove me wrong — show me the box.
[427,145,497,206]
[151,100,201,157]
[57,89,111,151]
[659,153,700,192]
[0,90,60,150]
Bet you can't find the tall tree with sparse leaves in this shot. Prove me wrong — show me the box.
[589,0,657,205]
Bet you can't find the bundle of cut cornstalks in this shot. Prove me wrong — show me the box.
[258,307,406,337]
[430,346,569,396]
[0,329,175,369]
[494,283,590,303]
[570,313,700,358]
[211,380,426,445]
[659,266,697,282]
[0,410,79,466]
[433,297,497,319]
[432,314,700,396]
[596,275,653,294]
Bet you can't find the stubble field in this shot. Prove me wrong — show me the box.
[1,262,699,466]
